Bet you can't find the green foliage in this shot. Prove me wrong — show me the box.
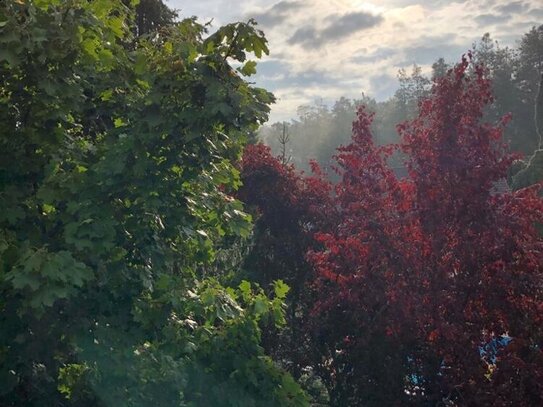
[5,248,93,313]
[473,30,542,154]
[0,1,306,405]
[511,60,543,190]
[395,64,430,119]
[130,0,177,36]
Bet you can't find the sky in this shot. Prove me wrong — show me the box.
[169,0,542,123]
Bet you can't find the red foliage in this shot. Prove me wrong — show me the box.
[236,143,334,377]
[308,55,543,405]
[238,144,333,237]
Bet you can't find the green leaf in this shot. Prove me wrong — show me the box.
[254,297,268,316]
[239,60,257,76]
[239,280,251,302]
[5,249,93,312]
[108,16,125,38]
[100,89,114,101]
[164,41,173,55]
[113,117,126,128]
[273,280,290,300]
[134,52,147,75]
[0,49,20,66]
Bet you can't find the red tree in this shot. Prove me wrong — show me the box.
[237,144,334,380]
[308,55,543,405]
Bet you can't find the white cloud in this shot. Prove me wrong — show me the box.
[169,0,541,122]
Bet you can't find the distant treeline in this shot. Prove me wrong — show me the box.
[260,26,543,173]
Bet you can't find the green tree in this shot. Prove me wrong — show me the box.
[0,1,307,406]
[431,57,450,80]
[314,97,358,168]
[394,64,431,120]
[511,73,543,189]
[516,25,543,97]
[473,31,541,154]
[132,0,177,36]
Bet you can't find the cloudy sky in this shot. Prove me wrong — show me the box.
[169,0,542,122]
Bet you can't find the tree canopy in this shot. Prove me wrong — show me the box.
[241,55,543,406]
[0,1,307,405]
